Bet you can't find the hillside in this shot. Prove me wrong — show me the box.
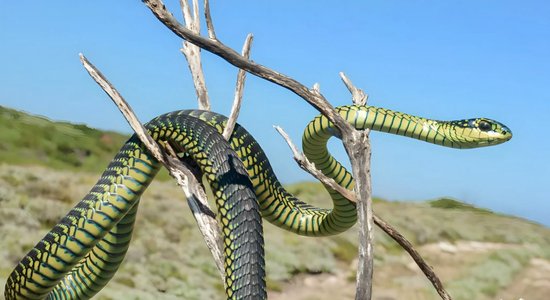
[0,105,128,172]
[1,107,550,299]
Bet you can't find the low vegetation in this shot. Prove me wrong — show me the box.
[1,106,549,299]
[1,165,549,299]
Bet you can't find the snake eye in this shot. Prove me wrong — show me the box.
[478,120,492,132]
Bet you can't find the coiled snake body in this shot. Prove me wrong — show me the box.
[5,105,512,299]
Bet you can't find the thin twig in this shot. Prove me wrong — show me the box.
[191,0,199,27]
[79,53,225,281]
[373,215,452,300]
[204,0,216,40]
[179,0,195,30]
[223,34,253,140]
[274,126,355,201]
[312,83,321,94]
[340,72,368,105]
[180,0,210,110]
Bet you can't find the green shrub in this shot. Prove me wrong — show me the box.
[429,198,493,214]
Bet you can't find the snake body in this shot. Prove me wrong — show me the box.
[5,105,512,299]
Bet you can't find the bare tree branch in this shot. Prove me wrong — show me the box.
[373,215,452,300]
[177,0,229,284]
[179,0,196,30]
[142,2,453,299]
[142,0,353,137]
[79,53,225,282]
[333,73,375,300]
[204,0,216,40]
[346,130,373,300]
[179,0,210,110]
[223,34,253,140]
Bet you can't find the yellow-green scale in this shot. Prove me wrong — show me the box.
[5,112,266,300]
[191,110,359,236]
[6,106,512,300]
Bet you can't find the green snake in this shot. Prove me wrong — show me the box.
[4,105,512,299]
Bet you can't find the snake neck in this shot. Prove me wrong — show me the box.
[344,106,447,144]
[308,105,471,148]
[301,105,457,229]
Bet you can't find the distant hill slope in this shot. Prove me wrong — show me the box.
[0,105,128,172]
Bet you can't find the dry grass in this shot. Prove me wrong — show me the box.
[1,164,549,299]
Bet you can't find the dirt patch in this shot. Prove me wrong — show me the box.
[495,258,550,300]
[421,241,514,254]
[269,265,356,300]
[269,241,541,300]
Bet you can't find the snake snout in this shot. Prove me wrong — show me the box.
[492,121,512,143]
[501,125,513,140]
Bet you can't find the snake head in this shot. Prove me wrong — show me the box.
[443,118,512,148]
[464,118,513,147]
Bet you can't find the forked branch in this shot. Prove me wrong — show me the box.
[141,1,372,299]
[275,114,451,300]
[142,1,451,300]
[142,0,354,138]
[79,54,225,281]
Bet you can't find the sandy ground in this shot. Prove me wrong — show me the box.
[495,258,550,300]
[270,241,550,300]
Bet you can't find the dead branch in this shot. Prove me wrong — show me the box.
[340,72,368,105]
[223,34,253,140]
[373,216,452,300]
[143,0,353,137]
[203,0,216,40]
[337,74,374,300]
[179,1,252,284]
[275,111,451,300]
[142,1,452,299]
[179,0,210,110]
[79,53,225,281]
[141,0,372,298]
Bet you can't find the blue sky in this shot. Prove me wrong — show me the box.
[1,1,549,226]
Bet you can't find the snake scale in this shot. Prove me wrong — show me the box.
[4,105,512,299]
